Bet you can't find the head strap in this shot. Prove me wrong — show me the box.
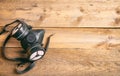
[0,20,35,74]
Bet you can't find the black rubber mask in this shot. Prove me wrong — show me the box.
[0,20,53,74]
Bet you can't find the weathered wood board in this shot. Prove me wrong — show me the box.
[1,28,120,49]
[0,0,120,27]
[0,48,120,76]
[0,0,120,76]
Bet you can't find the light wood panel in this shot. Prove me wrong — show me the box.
[0,0,120,27]
[0,48,120,76]
[1,28,120,49]
[0,0,120,76]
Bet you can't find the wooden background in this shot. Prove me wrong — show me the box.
[0,0,120,76]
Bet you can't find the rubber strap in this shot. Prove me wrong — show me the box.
[1,33,35,74]
[44,34,54,51]
[0,20,35,74]
[16,61,35,74]
[0,20,20,35]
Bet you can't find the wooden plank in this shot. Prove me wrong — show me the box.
[0,0,120,27]
[0,48,120,76]
[1,27,120,49]
[0,0,120,76]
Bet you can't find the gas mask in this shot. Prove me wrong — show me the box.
[0,20,53,74]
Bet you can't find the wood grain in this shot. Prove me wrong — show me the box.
[0,0,120,76]
[0,48,120,76]
[1,27,120,49]
[0,0,120,27]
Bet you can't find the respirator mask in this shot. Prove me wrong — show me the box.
[0,20,53,74]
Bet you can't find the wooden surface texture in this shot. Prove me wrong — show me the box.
[0,0,120,76]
